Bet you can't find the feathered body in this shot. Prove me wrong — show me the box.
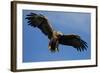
[26,13,88,52]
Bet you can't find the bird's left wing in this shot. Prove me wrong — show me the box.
[59,34,88,51]
[25,13,53,39]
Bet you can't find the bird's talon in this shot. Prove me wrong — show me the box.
[48,46,51,49]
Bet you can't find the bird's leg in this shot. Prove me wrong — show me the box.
[48,38,53,50]
[48,31,61,52]
[55,40,59,52]
[48,38,60,52]
[48,38,55,52]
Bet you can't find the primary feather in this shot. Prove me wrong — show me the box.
[26,13,53,39]
[26,12,88,52]
[59,35,87,51]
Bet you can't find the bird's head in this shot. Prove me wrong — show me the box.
[56,31,63,35]
[52,31,63,40]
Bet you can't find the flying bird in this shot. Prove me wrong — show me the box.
[25,13,88,52]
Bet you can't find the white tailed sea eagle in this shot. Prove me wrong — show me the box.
[26,13,88,52]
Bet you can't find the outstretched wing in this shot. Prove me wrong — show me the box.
[25,13,53,39]
[59,34,88,51]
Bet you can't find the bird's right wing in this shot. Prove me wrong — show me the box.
[59,34,88,51]
[25,13,53,39]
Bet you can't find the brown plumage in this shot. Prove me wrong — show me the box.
[26,13,88,52]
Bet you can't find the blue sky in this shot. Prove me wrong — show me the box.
[23,10,91,62]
